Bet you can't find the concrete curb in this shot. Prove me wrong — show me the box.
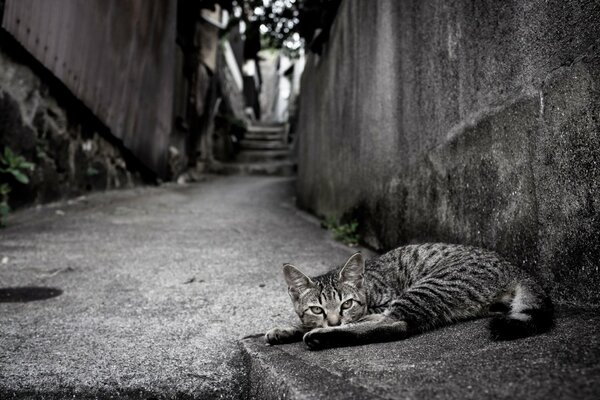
[240,336,383,400]
[238,307,600,400]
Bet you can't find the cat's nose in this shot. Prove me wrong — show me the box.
[327,316,342,326]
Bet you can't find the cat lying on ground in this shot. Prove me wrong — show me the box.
[265,243,553,350]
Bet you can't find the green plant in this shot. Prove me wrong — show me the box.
[0,147,35,226]
[322,216,360,247]
[86,166,100,177]
[36,141,49,159]
[0,147,35,184]
[0,183,10,226]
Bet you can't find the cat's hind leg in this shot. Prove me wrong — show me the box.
[489,279,554,340]
[265,326,307,345]
[382,284,478,333]
[303,314,409,350]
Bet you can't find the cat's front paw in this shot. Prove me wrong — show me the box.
[265,327,287,345]
[265,327,303,345]
[303,328,338,350]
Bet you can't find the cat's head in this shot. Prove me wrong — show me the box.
[282,253,368,328]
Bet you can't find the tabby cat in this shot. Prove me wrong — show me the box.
[265,243,553,350]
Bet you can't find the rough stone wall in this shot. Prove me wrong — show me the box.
[0,37,144,209]
[296,0,600,305]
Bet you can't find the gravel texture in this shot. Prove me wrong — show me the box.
[0,176,357,398]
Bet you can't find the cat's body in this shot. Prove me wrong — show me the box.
[266,243,553,350]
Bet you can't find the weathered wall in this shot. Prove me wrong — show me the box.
[296,0,600,305]
[0,35,144,208]
[1,0,176,176]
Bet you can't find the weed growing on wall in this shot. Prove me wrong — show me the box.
[0,183,10,225]
[0,147,35,226]
[322,216,360,247]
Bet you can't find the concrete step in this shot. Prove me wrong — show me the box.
[241,335,375,399]
[209,160,296,176]
[240,139,288,150]
[247,124,286,135]
[240,308,600,400]
[236,149,291,163]
[244,132,286,141]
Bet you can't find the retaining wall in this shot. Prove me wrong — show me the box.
[0,35,144,209]
[296,0,600,304]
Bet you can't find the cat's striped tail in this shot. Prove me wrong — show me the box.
[489,279,554,340]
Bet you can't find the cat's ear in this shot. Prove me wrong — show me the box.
[339,252,364,288]
[283,263,315,301]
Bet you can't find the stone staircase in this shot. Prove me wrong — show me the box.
[212,122,296,176]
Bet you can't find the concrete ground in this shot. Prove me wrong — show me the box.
[1,176,599,399]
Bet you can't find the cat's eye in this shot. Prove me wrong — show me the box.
[341,299,354,309]
[309,306,324,314]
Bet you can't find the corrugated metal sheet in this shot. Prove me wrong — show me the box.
[1,0,176,176]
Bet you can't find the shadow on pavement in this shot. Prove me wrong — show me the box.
[0,287,63,302]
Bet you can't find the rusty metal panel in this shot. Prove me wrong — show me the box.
[1,0,176,176]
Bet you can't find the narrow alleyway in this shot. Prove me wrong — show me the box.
[0,176,355,398]
[2,1,599,398]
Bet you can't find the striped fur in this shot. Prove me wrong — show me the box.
[265,243,553,350]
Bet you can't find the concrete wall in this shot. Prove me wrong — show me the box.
[296,0,600,305]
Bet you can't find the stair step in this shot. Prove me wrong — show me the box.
[246,124,286,135]
[209,160,296,176]
[236,149,291,163]
[244,133,286,141]
[240,139,288,150]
